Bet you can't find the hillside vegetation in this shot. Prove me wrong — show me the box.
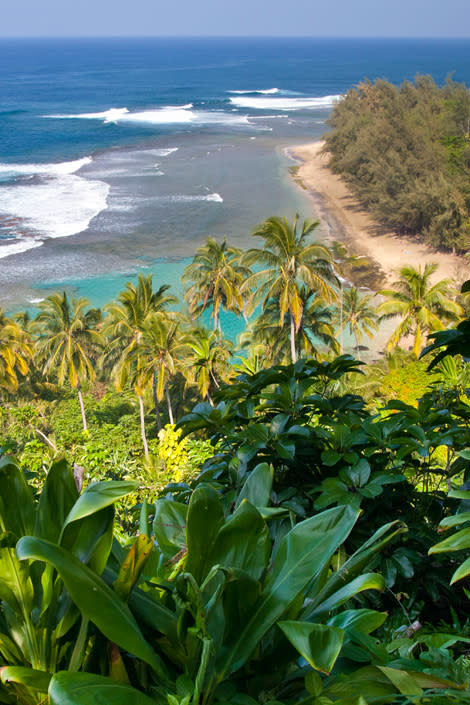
[324,76,470,252]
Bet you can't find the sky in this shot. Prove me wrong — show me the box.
[1,0,470,38]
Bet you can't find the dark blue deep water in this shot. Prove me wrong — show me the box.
[0,38,469,309]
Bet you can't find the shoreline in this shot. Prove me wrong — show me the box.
[286,141,468,288]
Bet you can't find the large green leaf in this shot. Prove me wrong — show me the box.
[62,481,139,532]
[308,573,385,621]
[279,621,344,674]
[16,537,166,678]
[35,459,78,543]
[302,521,405,619]
[0,456,35,537]
[215,504,358,680]
[64,506,115,574]
[153,499,187,557]
[49,672,156,705]
[235,463,273,509]
[377,666,423,696]
[185,486,224,584]
[210,501,270,581]
[328,609,387,635]
[450,554,470,584]
[429,527,470,553]
[0,666,51,692]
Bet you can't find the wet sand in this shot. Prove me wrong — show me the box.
[288,141,468,287]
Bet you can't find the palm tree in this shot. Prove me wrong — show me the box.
[340,288,378,360]
[242,215,338,363]
[182,237,251,332]
[103,274,177,456]
[242,288,338,365]
[133,315,187,426]
[0,309,32,396]
[330,241,371,354]
[32,292,101,431]
[377,264,463,356]
[183,328,233,406]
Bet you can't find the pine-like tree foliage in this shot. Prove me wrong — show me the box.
[324,76,470,252]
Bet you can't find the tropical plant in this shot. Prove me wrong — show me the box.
[242,287,338,364]
[340,287,378,359]
[0,454,138,704]
[242,215,338,362]
[129,315,187,427]
[377,263,462,356]
[0,308,31,396]
[184,328,233,405]
[32,292,102,431]
[103,275,177,456]
[182,237,251,332]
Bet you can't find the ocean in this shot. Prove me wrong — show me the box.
[1,37,470,313]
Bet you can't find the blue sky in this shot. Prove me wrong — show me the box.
[2,0,470,37]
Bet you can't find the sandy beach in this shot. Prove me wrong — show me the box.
[289,141,468,287]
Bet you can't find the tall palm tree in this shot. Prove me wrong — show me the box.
[377,264,462,356]
[183,328,233,406]
[242,215,338,363]
[0,309,32,396]
[182,237,252,332]
[340,288,378,360]
[32,292,101,431]
[242,288,338,365]
[330,240,371,354]
[103,275,177,456]
[132,315,187,426]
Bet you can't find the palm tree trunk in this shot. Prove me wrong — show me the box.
[290,314,297,364]
[339,282,344,355]
[138,394,149,460]
[210,369,220,390]
[165,384,174,425]
[152,374,163,432]
[354,331,361,361]
[207,389,214,407]
[77,380,88,432]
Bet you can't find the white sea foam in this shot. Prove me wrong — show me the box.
[28,297,45,304]
[149,147,179,157]
[0,239,43,260]
[0,170,110,246]
[228,88,279,94]
[160,193,223,203]
[0,157,92,177]
[229,94,342,110]
[45,106,257,128]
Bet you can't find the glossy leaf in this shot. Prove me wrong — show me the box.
[113,534,154,601]
[62,481,139,530]
[0,666,51,692]
[210,501,270,581]
[235,463,273,509]
[0,456,35,537]
[185,486,224,584]
[49,671,156,705]
[16,537,166,678]
[216,505,358,679]
[153,499,187,557]
[279,621,344,674]
[429,527,470,553]
[35,459,78,543]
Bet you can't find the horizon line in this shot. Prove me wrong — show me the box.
[1,34,470,40]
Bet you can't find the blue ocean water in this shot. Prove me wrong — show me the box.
[0,37,469,311]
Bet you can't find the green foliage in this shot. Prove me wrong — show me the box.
[325,76,470,251]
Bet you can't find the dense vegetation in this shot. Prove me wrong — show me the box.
[324,76,470,252]
[1,216,470,703]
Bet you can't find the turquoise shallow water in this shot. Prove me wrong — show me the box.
[1,38,470,312]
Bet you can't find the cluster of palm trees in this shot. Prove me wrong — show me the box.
[0,215,465,457]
